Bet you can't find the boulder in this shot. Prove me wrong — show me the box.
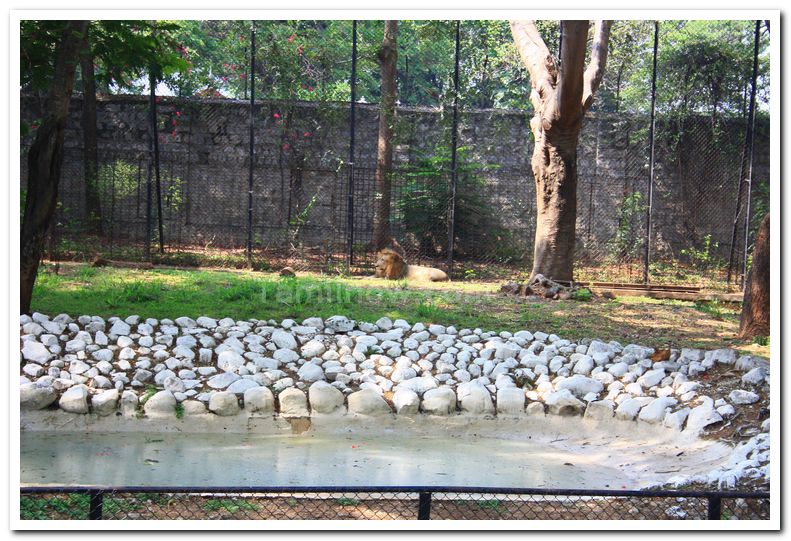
[392,388,420,415]
[347,389,392,415]
[244,386,275,414]
[20,382,58,410]
[584,400,615,421]
[143,390,177,417]
[208,391,241,416]
[59,384,90,414]
[308,381,345,414]
[544,389,585,416]
[421,387,457,415]
[91,389,119,416]
[278,387,309,417]
[637,397,678,424]
[496,387,526,415]
[457,383,494,414]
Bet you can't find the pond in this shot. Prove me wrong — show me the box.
[20,416,733,489]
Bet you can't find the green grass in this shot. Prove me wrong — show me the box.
[203,498,258,513]
[20,494,89,520]
[475,499,502,512]
[29,263,767,354]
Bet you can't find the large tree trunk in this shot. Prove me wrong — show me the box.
[739,212,770,339]
[531,128,581,281]
[20,21,89,314]
[372,20,398,251]
[80,30,103,235]
[511,20,612,282]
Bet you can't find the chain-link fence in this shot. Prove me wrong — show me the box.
[19,486,770,521]
[20,19,770,287]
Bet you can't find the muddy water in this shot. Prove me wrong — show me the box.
[20,422,732,489]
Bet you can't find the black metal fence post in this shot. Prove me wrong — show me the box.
[88,490,104,520]
[643,21,659,284]
[149,71,165,256]
[346,20,358,271]
[417,491,432,520]
[740,20,762,290]
[246,21,256,267]
[446,20,461,276]
[707,495,722,520]
[727,20,761,287]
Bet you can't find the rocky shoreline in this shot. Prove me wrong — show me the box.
[19,312,770,488]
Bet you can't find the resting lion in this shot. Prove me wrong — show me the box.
[373,248,449,282]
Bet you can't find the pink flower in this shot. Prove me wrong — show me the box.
[303,132,311,137]
[288,33,296,43]
[282,143,290,150]
[171,130,177,138]
[297,45,303,56]
[273,113,280,119]
[308,85,313,91]
[176,111,181,117]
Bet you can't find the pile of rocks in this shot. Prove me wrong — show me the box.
[500,274,588,300]
[19,312,768,429]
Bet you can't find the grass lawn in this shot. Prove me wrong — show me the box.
[30,263,768,357]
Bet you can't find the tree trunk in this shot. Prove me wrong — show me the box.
[510,20,612,282]
[739,212,770,339]
[530,127,581,282]
[20,21,89,314]
[372,20,398,251]
[80,30,103,235]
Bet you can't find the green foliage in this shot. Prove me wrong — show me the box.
[174,402,184,419]
[20,21,187,94]
[203,498,258,513]
[681,234,723,271]
[475,499,502,512]
[335,497,360,506]
[396,146,501,258]
[20,494,89,520]
[571,288,593,302]
[104,280,162,309]
[607,191,647,263]
[140,385,158,406]
[753,335,769,347]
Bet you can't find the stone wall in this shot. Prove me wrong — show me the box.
[21,94,770,266]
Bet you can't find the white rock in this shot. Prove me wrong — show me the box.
[347,389,391,415]
[584,400,615,420]
[59,384,90,414]
[208,391,241,416]
[325,316,355,333]
[217,350,245,373]
[742,367,767,386]
[207,372,241,389]
[308,381,345,414]
[544,389,585,416]
[175,317,197,328]
[729,389,760,405]
[663,408,690,431]
[279,388,309,416]
[244,386,275,413]
[555,375,604,398]
[21,341,50,364]
[300,340,326,358]
[420,387,457,415]
[109,320,131,336]
[496,387,526,415]
[91,389,119,416]
[637,368,665,388]
[196,316,218,329]
[392,388,420,414]
[685,399,723,434]
[20,382,58,410]
[297,362,325,383]
[226,379,260,395]
[394,376,438,396]
[457,383,494,414]
[615,398,642,421]
[638,397,678,424]
[272,330,298,350]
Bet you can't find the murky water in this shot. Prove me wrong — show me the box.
[20,426,730,489]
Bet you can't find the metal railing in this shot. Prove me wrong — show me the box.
[19,485,770,521]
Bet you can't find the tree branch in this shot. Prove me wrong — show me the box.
[582,20,613,112]
[554,20,590,126]
[509,20,557,109]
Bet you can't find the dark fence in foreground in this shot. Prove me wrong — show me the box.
[20,486,769,521]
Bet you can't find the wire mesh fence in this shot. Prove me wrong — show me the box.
[20,19,770,287]
[19,486,770,521]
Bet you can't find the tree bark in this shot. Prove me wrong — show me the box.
[511,20,612,282]
[739,212,770,339]
[80,29,103,235]
[20,21,89,314]
[372,20,398,251]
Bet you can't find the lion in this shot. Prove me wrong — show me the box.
[373,248,449,282]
